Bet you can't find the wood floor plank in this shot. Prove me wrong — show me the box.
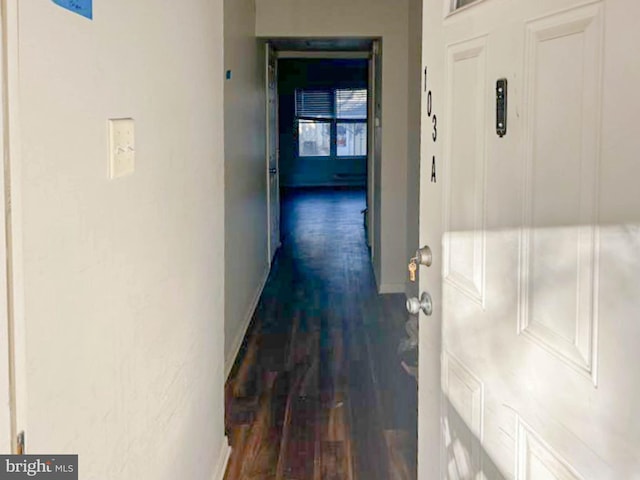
[224,426,251,480]
[384,430,415,480]
[225,374,280,480]
[224,188,417,480]
[276,371,319,480]
[231,332,261,399]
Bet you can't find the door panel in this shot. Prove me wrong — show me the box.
[419,0,640,478]
[519,4,602,382]
[443,36,487,305]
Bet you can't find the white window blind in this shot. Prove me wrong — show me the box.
[295,89,334,119]
[295,88,368,120]
[336,89,368,119]
[295,88,368,157]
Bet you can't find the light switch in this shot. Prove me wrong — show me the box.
[109,118,135,179]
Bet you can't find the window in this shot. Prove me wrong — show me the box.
[299,120,331,156]
[295,88,368,157]
[453,0,480,10]
[335,89,367,156]
[337,123,367,156]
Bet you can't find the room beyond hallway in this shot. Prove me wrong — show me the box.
[224,188,417,480]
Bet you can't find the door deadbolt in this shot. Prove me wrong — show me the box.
[414,245,433,267]
[406,292,433,316]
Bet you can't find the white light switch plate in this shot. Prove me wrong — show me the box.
[109,118,135,179]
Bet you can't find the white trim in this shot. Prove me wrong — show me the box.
[378,282,406,294]
[0,0,11,453]
[265,43,281,265]
[265,42,273,264]
[224,265,270,379]
[2,0,24,454]
[211,441,232,480]
[367,40,379,261]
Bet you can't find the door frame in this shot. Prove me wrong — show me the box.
[367,40,379,260]
[265,42,281,264]
[0,0,25,454]
[268,41,380,263]
[418,0,444,478]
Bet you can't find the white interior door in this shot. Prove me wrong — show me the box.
[418,0,640,478]
[266,43,281,263]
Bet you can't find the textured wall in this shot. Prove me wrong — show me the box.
[18,1,228,477]
[224,0,270,375]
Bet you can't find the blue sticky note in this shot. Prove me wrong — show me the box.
[52,0,93,20]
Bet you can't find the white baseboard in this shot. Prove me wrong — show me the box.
[379,282,406,294]
[212,440,232,480]
[224,265,270,379]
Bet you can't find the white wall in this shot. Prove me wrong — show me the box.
[406,0,423,297]
[17,1,229,478]
[256,0,410,293]
[224,0,269,376]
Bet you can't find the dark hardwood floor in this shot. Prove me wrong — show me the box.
[224,188,417,480]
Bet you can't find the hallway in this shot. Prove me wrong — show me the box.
[224,188,417,480]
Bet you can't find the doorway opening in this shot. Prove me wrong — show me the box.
[278,56,369,249]
[224,39,418,480]
[264,38,382,265]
